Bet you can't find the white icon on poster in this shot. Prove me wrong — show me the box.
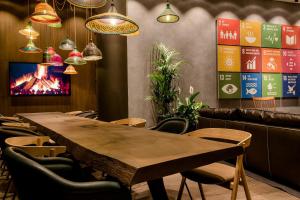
[225,57,233,66]
[266,57,277,71]
[265,33,279,44]
[222,84,238,94]
[245,31,256,43]
[286,35,296,45]
[287,84,296,95]
[246,88,257,95]
[267,83,273,91]
[220,30,237,40]
[246,57,256,70]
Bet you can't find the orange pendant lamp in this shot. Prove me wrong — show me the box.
[30,0,60,24]
[63,65,78,75]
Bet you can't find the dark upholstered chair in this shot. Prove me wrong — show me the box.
[4,147,132,200]
[150,118,189,134]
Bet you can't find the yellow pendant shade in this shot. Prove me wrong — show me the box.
[67,0,107,8]
[157,2,179,23]
[85,2,139,35]
[30,0,61,24]
[48,21,62,28]
[19,21,40,37]
[64,65,78,75]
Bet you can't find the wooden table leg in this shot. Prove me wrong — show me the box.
[147,178,169,200]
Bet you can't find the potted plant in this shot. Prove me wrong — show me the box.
[147,43,183,122]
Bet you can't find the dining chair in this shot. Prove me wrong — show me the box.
[4,147,132,200]
[110,118,147,128]
[177,128,252,200]
[252,97,276,111]
[150,117,189,134]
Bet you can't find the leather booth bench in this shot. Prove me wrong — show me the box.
[198,108,300,190]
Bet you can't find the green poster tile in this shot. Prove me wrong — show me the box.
[261,23,281,48]
[218,72,241,99]
[262,73,282,97]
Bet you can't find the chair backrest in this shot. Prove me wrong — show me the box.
[252,97,276,111]
[187,128,251,149]
[151,118,189,134]
[110,118,146,128]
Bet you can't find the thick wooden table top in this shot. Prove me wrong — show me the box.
[18,112,243,186]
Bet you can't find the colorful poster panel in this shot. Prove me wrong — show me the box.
[240,20,261,47]
[282,25,300,49]
[241,47,262,72]
[241,73,262,98]
[281,49,300,73]
[282,74,299,98]
[217,18,240,45]
[262,73,282,97]
[218,73,241,99]
[218,45,241,72]
[261,23,281,48]
[261,48,282,73]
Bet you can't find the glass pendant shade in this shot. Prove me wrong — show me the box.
[59,37,75,50]
[19,21,40,37]
[83,40,102,61]
[30,0,61,24]
[64,48,87,65]
[85,2,139,35]
[64,65,78,75]
[157,3,179,23]
[19,39,42,53]
[67,0,107,8]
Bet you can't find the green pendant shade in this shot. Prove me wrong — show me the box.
[48,21,62,28]
[19,39,42,53]
[85,1,139,35]
[82,40,103,61]
[59,37,75,50]
[19,21,40,37]
[64,48,87,65]
[157,3,179,23]
[67,0,107,8]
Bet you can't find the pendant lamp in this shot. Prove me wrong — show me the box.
[50,53,64,66]
[157,0,179,23]
[31,0,61,24]
[42,47,55,65]
[82,39,102,61]
[121,30,140,37]
[64,65,78,75]
[85,0,139,35]
[19,39,42,53]
[59,37,75,50]
[48,21,62,28]
[67,0,107,8]
[65,48,87,65]
[19,21,40,37]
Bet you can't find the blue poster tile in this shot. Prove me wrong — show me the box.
[241,73,262,98]
[282,74,299,98]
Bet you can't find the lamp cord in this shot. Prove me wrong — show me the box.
[74,5,77,46]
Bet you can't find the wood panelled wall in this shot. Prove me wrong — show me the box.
[0,1,97,116]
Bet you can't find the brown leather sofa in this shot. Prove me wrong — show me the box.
[198,108,300,190]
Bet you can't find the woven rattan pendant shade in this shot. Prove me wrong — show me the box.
[19,21,40,37]
[157,2,179,23]
[85,2,139,35]
[64,65,78,74]
[82,40,102,61]
[31,0,60,24]
[67,0,107,8]
[64,48,87,65]
[19,39,42,53]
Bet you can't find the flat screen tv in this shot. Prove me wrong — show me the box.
[9,62,71,96]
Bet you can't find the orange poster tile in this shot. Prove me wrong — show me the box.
[218,45,241,72]
[261,48,282,73]
[240,20,262,47]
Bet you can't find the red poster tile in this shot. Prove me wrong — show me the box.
[262,48,282,73]
[282,49,300,73]
[241,47,262,72]
[217,18,240,45]
[282,25,300,49]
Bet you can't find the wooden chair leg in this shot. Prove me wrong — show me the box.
[231,155,243,200]
[185,182,193,200]
[177,176,186,200]
[198,183,206,200]
[240,165,251,200]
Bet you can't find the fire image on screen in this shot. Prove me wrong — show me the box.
[9,62,71,96]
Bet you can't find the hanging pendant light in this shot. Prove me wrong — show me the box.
[85,0,139,35]
[59,37,75,50]
[19,21,40,37]
[64,48,87,65]
[31,0,61,24]
[64,65,78,75]
[82,39,102,61]
[67,0,107,8]
[48,21,62,28]
[19,39,42,53]
[157,0,179,23]
[121,30,140,37]
[26,34,38,40]
[42,47,56,65]
[50,53,63,66]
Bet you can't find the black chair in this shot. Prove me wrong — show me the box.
[4,147,132,200]
[150,117,189,134]
[76,111,99,120]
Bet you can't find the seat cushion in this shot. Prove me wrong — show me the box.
[181,163,235,184]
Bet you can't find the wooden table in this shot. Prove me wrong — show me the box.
[18,112,243,200]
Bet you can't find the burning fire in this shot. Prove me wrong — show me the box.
[10,64,68,95]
